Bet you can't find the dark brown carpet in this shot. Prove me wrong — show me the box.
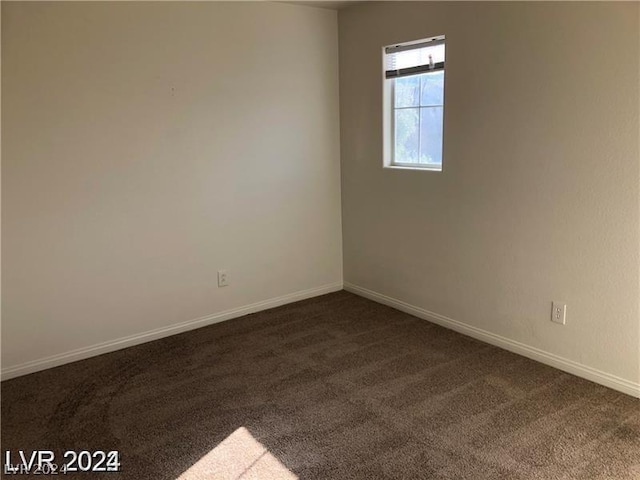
[2,291,639,479]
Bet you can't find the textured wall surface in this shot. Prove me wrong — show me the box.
[339,2,639,384]
[2,2,342,370]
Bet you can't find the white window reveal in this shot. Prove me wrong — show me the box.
[383,36,445,171]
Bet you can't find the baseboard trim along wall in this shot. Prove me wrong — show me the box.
[1,282,343,381]
[344,282,640,399]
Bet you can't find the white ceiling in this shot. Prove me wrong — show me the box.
[281,1,365,10]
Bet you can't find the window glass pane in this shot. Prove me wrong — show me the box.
[419,107,443,165]
[395,75,420,108]
[395,108,420,163]
[420,71,444,106]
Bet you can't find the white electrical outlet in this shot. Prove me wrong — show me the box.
[218,270,229,287]
[551,302,566,325]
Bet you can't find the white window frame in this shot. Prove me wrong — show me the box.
[383,35,445,172]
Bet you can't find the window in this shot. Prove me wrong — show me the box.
[383,36,445,171]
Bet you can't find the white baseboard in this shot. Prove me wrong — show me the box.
[1,282,343,381]
[344,282,640,399]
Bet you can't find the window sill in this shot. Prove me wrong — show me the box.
[384,164,442,172]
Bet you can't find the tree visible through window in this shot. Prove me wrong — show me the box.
[384,36,445,170]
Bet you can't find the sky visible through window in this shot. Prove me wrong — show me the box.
[394,70,444,165]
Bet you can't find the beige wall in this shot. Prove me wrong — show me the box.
[2,1,342,374]
[3,1,639,393]
[339,2,639,386]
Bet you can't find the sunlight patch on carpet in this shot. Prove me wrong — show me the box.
[176,427,297,480]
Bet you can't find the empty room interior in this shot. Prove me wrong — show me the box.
[2,1,639,478]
